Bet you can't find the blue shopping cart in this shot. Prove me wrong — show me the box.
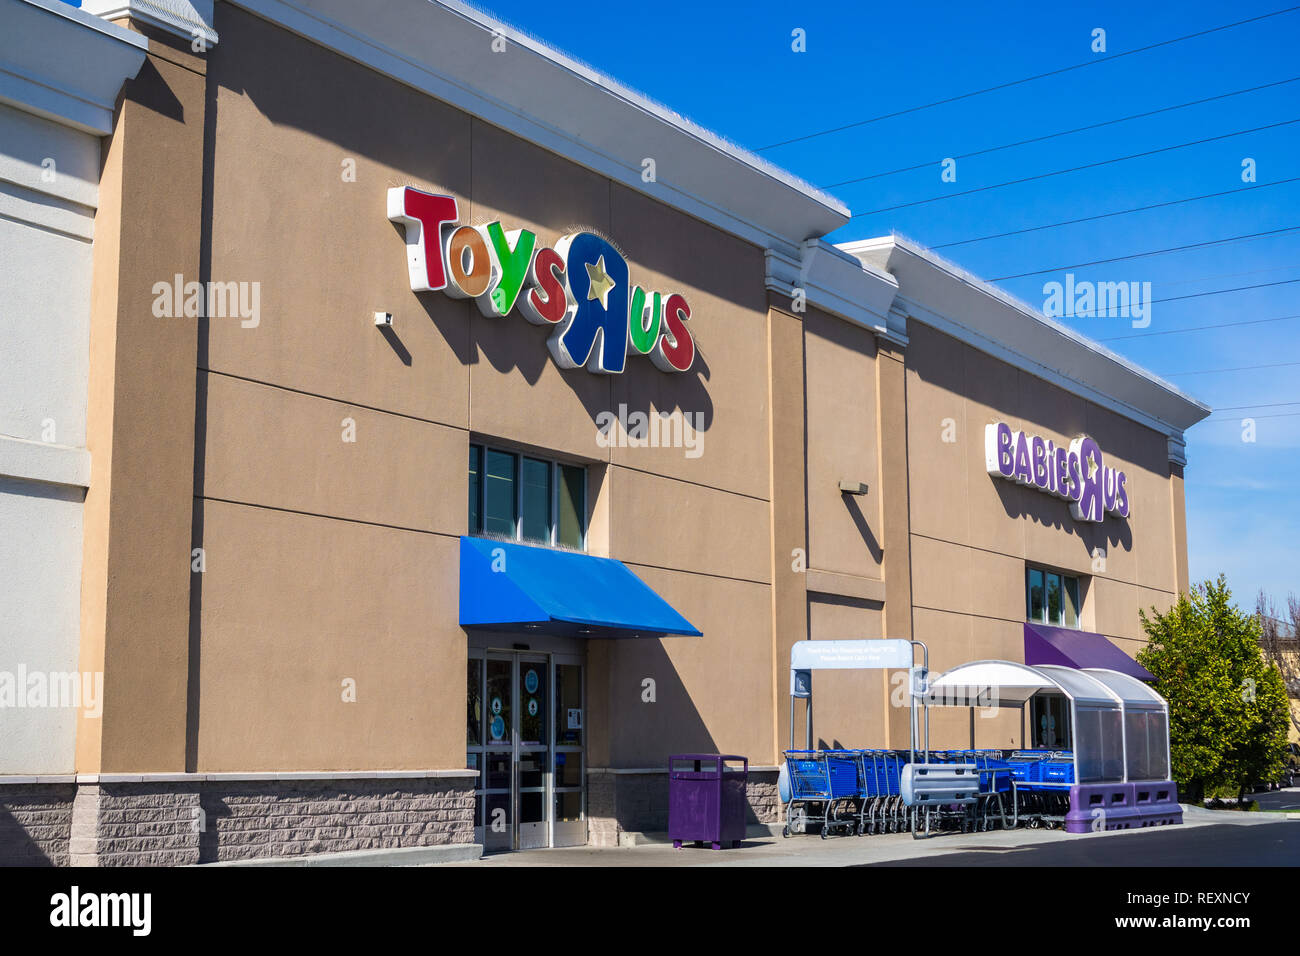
[782,750,832,838]
[1009,750,1073,828]
[822,750,863,838]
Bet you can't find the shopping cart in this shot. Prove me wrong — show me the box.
[782,750,831,837]
[950,749,1014,830]
[857,750,907,835]
[1009,750,1073,828]
[822,750,863,838]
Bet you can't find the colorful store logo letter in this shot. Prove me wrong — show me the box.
[984,422,1130,522]
[387,186,696,374]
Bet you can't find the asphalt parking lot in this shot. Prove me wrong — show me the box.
[442,800,1299,867]
[1252,785,1300,813]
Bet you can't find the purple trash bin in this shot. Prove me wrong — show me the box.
[668,754,748,850]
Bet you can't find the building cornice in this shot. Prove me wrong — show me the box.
[226,0,843,258]
[765,239,902,341]
[1167,433,1187,467]
[0,0,147,135]
[841,235,1212,442]
[82,0,219,46]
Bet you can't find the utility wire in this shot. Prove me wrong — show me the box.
[822,76,1300,189]
[1162,263,1300,288]
[1147,278,1300,306]
[1201,412,1300,420]
[1063,278,1300,317]
[1163,360,1300,376]
[932,178,1300,249]
[1213,400,1300,411]
[991,225,1300,280]
[757,5,1300,151]
[1100,313,1300,341]
[852,118,1300,217]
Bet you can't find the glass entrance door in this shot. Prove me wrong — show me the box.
[516,656,548,849]
[481,656,514,850]
[552,658,585,847]
[469,650,585,850]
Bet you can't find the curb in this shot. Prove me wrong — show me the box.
[617,823,783,847]
[197,842,483,867]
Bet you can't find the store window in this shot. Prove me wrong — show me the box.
[468,443,586,549]
[1031,693,1071,749]
[1026,566,1081,628]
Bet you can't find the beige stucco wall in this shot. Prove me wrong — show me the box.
[766,301,810,761]
[797,307,893,749]
[803,309,883,583]
[903,320,1182,748]
[192,5,775,772]
[78,27,207,773]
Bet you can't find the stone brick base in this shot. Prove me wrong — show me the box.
[0,783,76,866]
[587,769,780,847]
[4,774,475,866]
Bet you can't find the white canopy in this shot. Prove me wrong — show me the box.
[923,659,1171,784]
[924,659,1114,707]
[1083,667,1167,712]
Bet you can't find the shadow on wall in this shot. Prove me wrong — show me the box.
[600,636,717,765]
[841,493,883,564]
[126,57,184,124]
[0,814,56,866]
[592,637,774,830]
[0,787,74,866]
[992,481,1134,558]
[901,322,1136,563]
[207,2,715,435]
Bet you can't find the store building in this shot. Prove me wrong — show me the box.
[0,0,1209,865]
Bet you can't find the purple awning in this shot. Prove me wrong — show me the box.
[1023,622,1154,682]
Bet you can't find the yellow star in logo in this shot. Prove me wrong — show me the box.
[1086,452,1099,481]
[585,255,616,310]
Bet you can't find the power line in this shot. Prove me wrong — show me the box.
[1100,312,1300,341]
[756,5,1300,151]
[1063,278,1300,317]
[1149,278,1300,306]
[932,178,1300,249]
[1213,400,1300,411]
[822,76,1300,189]
[991,225,1300,280]
[1162,263,1300,288]
[1201,412,1300,421]
[1164,360,1300,376]
[852,118,1300,217]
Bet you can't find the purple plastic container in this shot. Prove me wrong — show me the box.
[1065,782,1140,832]
[1133,781,1183,827]
[668,754,748,850]
[1064,780,1182,833]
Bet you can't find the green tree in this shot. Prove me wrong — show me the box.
[1138,576,1290,804]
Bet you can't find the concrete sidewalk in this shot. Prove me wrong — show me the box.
[434,805,1296,867]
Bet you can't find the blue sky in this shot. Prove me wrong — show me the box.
[474,0,1298,609]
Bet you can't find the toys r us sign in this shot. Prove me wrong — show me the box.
[388,186,696,375]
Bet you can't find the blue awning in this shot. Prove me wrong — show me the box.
[459,537,702,639]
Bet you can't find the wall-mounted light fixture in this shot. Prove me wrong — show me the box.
[374,311,393,327]
[838,479,869,496]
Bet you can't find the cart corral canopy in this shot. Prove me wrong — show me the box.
[924,660,1171,784]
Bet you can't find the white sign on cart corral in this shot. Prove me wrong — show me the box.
[790,639,913,671]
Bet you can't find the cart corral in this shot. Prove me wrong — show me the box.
[778,643,1183,840]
